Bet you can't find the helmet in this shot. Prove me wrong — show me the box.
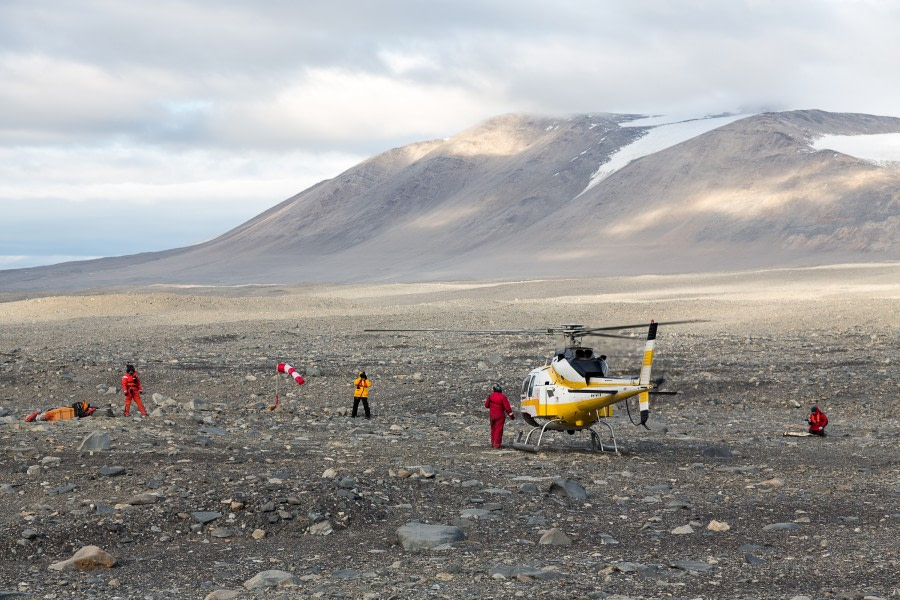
[359,371,367,379]
[810,406,818,413]
[492,383,502,392]
[126,364,135,374]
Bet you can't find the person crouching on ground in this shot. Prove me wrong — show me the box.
[807,405,828,436]
[485,383,514,448]
[122,364,148,417]
[352,371,371,418]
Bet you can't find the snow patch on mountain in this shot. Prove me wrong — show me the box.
[812,133,900,164]
[582,114,753,195]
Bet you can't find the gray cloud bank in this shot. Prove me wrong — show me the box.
[2,0,898,267]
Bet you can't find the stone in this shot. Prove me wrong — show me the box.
[460,508,493,519]
[670,560,713,572]
[48,545,116,571]
[125,493,158,505]
[152,392,175,405]
[79,431,111,451]
[192,511,222,524]
[203,591,240,600]
[210,527,236,538]
[490,565,560,580]
[99,465,126,477]
[763,522,802,531]
[243,570,299,590]
[396,522,465,550]
[707,520,731,532]
[614,562,647,573]
[183,398,208,411]
[600,533,619,545]
[308,520,333,535]
[671,525,694,535]
[548,478,588,500]
[539,528,572,545]
[701,445,733,459]
[745,553,766,565]
[48,483,76,495]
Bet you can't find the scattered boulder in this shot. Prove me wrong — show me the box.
[98,465,126,477]
[308,520,333,535]
[600,533,619,545]
[763,522,803,532]
[191,511,222,524]
[707,520,731,532]
[490,564,561,580]
[700,445,733,459]
[548,478,587,500]
[539,528,572,545]
[78,431,111,451]
[203,591,240,600]
[396,522,465,550]
[48,545,116,571]
[123,493,158,506]
[243,569,299,590]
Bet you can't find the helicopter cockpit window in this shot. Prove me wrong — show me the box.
[524,375,536,397]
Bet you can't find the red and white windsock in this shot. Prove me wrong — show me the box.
[277,363,305,386]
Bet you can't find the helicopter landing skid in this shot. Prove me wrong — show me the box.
[511,419,619,454]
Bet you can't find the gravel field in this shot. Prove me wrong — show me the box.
[1,264,897,600]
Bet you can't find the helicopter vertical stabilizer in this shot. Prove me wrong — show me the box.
[637,321,657,428]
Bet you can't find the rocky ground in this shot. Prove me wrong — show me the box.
[0,264,897,600]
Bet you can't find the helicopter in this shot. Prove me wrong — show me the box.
[364,320,697,453]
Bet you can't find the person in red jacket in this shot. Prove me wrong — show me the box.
[485,383,514,448]
[807,405,828,436]
[122,364,148,417]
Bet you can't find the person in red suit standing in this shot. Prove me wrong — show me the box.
[122,364,148,417]
[485,383,514,448]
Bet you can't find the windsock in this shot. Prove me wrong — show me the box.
[277,363,305,386]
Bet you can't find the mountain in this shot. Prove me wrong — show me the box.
[2,109,899,291]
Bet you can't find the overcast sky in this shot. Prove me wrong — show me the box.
[2,0,898,269]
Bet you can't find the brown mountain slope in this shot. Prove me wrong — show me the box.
[1,110,898,290]
[524,110,900,273]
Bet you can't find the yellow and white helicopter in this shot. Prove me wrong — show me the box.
[365,320,695,453]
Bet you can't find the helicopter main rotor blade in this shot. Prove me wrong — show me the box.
[580,319,707,334]
[580,332,639,339]
[363,328,550,335]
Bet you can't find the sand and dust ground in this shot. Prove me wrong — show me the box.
[0,263,897,599]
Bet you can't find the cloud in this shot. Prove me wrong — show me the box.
[0,145,361,257]
[1,0,899,266]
